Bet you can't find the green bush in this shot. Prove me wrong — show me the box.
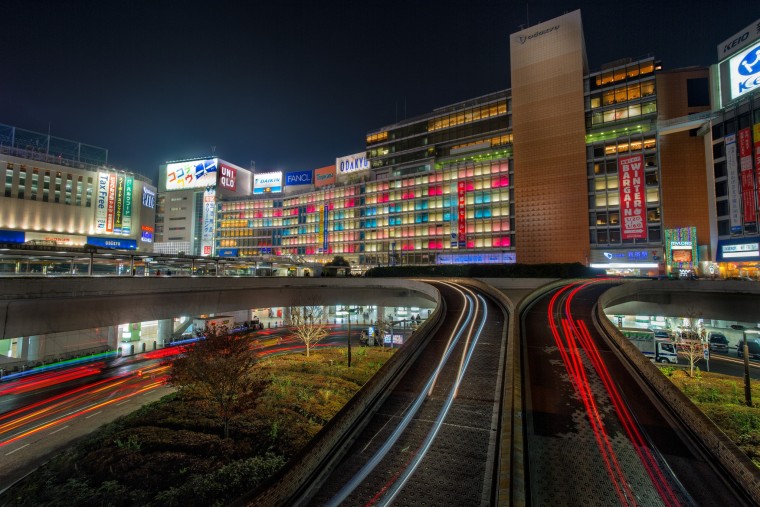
[364,262,603,278]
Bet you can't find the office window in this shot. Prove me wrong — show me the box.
[18,169,26,199]
[43,172,50,202]
[5,166,13,197]
[30,170,39,200]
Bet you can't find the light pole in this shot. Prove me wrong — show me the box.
[743,329,754,407]
[347,307,358,368]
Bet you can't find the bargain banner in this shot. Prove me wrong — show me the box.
[95,172,109,233]
[106,173,117,233]
[618,153,647,239]
[739,128,756,225]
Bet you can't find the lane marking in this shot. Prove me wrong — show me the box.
[49,425,70,435]
[85,411,102,419]
[5,443,30,455]
[115,400,130,406]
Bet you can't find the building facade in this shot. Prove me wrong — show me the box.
[0,124,156,251]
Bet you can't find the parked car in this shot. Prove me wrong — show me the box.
[708,333,729,353]
[653,329,673,340]
[737,339,760,360]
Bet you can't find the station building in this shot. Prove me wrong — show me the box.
[214,10,727,276]
[0,123,157,253]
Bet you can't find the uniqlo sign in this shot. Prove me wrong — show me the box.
[618,154,647,239]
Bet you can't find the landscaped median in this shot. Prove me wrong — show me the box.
[0,347,395,507]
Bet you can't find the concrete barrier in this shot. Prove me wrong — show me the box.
[238,282,445,507]
[597,285,760,503]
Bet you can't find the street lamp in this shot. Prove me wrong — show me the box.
[347,307,359,368]
[743,329,760,407]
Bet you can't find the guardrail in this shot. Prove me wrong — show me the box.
[596,283,760,503]
[235,282,444,506]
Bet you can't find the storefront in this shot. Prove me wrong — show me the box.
[589,248,662,276]
[716,236,760,279]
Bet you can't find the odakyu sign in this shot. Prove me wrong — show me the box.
[166,158,218,191]
[336,152,370,174]
[254,171,282,194]
[285,170,313,186]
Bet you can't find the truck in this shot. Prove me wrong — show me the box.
[192,316,235,336]
[621,328,679,364]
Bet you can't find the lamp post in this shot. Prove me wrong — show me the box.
[347,307,358,368]
[743,329,754,407]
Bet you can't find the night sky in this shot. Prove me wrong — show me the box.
[0,1,756,183]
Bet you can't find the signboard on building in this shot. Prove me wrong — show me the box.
[26,232,85,247]
[201,188,215,256]
[720,38,760,106]
[457,181,466,247]
[166,158,218,190]
[106,173,117,233]
[95,172,109,233]
[142,186,156,209]
[755,124,760,211]
[314,165,336,187]
[719,240,760,260]
[739,128,756,226]
[217,248,239,257]
[618,153,646,239]
[336,152,370,174]
[218,163,237,191]
[717,18,760,61]
[253,172,283,194]
[140,225,153,243]
[86,236,137,250]
[285,170,313,186]
[664,227,698,271]
[725,134,743,233]
[122,177,133,235]
[114,174,125,234]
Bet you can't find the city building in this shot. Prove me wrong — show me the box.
[154,157,252,256]
[214,10,723,276]
[0,123,157,253]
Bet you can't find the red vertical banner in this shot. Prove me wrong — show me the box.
[754,124,760,219]
[739,128,756,225]
[457,181,466,247]
[106,173,117,233]
[618,153,646,239]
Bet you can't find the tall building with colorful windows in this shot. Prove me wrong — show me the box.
[215,9,755,277]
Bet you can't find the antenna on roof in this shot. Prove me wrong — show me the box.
[250,160,256,171]
[211,145,216,155]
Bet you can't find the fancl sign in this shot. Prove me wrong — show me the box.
[336,152,370,174]
[285,170,313,186]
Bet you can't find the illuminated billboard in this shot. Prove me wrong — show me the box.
[142,186,156,209]
[285,170,313,186]
[95,172,109,233]
[727,40,760,101]
[314,165,336,188]
[336,152,370,174]
[618,154,646,239]
[253,172,283,194]
[166,158,218,190]
[218,163,237,191]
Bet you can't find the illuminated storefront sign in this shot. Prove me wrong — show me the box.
[166,158,218,190]
[141,224,154,242]
[722,242,760,258]
[106,173,117,233]
[0,230,24,243]
[95,172,109,233]
[86,236,137,250]
[718,18,760,61]
[728,39,760,101]
[314,165,336,188]
[122,177,133,235]
[725,134,743,233]
[589,249,659,269]
[254,172,283,194]
[201,188,215,256]
[142,186,156,209]
[217,248,239,257]
[113,174,125,234]
[336,152,370,174]
[618,153,646,239]
[218,163,237,191]
[285,170,313,186]
[436,252,516,264]
[664,228,698,271]
[26,232,85,246]
[739,128,756,226]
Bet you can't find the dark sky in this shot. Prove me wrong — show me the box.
[0,1,756,183]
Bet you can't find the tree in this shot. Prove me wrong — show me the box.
[170,326,259,438]
[677,310,706,378]
[287,303,329,357]
[324,256,351,277]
